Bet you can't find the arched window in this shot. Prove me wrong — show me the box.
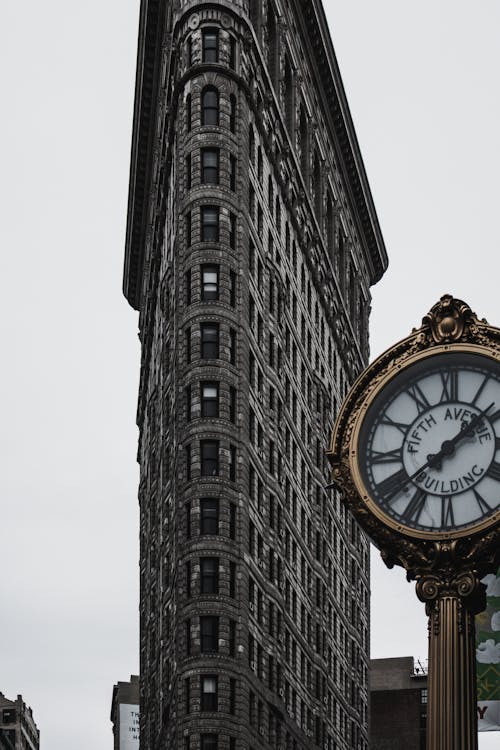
[229,94,236,133]
[201,87,219,126]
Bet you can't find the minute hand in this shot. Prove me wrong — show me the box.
[407,401,495,482]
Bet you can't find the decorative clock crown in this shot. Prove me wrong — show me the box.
[420,294,485,344]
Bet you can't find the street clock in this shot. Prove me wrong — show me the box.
[327,295,500,750]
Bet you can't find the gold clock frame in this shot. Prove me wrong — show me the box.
[346,342,500,542]
[327,295,500,750]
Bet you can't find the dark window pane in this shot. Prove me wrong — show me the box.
[230,155,237,191]
[202,30,218,62]
[200,497,219,535]
[201,206,219,241]
[202,87,219,126]
[229,328,236,365]
[201,733,218,750]
[201,323,219,359]
[202,149,219,184]
[201,676,218,711]
[201,440,219,476]
[200,557,219,594]
[229,212,236,248]
[200,615,219,652]
[201,381,219,417]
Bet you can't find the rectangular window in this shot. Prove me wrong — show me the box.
[186,153,192,190]
[185,677,191,713]
[186,501,191,538]
[229,212,236,249]
[200,615,219,653]
[186,210,192,246]
[186,560,191,598]
[200,497,219,535]
[185,269,192,305]
[229,36,236,69]
[229,328,236,365]
[201,148,219,184]
[200,557,219,594]
[229,444,237,482]
[229,270,236,306]
[185,444,191,481]
[201,264,219,301]
[201,381,219,417]
[201,440,219,476]
[201,206,219,241]
[201,323,219,359]
[229,619,236,656]
[185,327,191,363]
[229,561,236,597]
[230,155,237,191]
[201,675,218,711]
[202,29,218,62]
[201,734,218,750]
[229,503,237,539]
[229,386,237,423]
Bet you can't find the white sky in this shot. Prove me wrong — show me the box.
[0,1,498,747]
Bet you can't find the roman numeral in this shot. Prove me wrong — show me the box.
[401,489,427,524]
[370,447,402,465]
[380,415,410,435]
[376,468,408,501]
[407,384,431,414]
[441,496,455,529]
[439,371,459,403]
[472,375,490,406]
[473,489,492,515]
[486,461,500,482]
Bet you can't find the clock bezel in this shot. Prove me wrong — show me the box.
[349,342,500,540]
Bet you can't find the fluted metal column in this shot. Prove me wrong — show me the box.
[417,572,485,750]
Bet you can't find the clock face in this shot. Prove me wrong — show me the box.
[357,351,500,535]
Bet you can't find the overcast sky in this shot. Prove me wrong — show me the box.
[1,1,499,748]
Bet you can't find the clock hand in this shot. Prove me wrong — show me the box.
[409,401,495,481]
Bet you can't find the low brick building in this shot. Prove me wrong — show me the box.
[370,657,427,750]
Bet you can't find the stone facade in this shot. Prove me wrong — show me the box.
[123,1,387,749]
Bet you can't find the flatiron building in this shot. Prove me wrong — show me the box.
[123,1,387,748]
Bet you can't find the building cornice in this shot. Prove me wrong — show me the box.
[123,0,167,310]
[297,0,387,284]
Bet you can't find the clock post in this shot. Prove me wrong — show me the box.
[327,296,500,750]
